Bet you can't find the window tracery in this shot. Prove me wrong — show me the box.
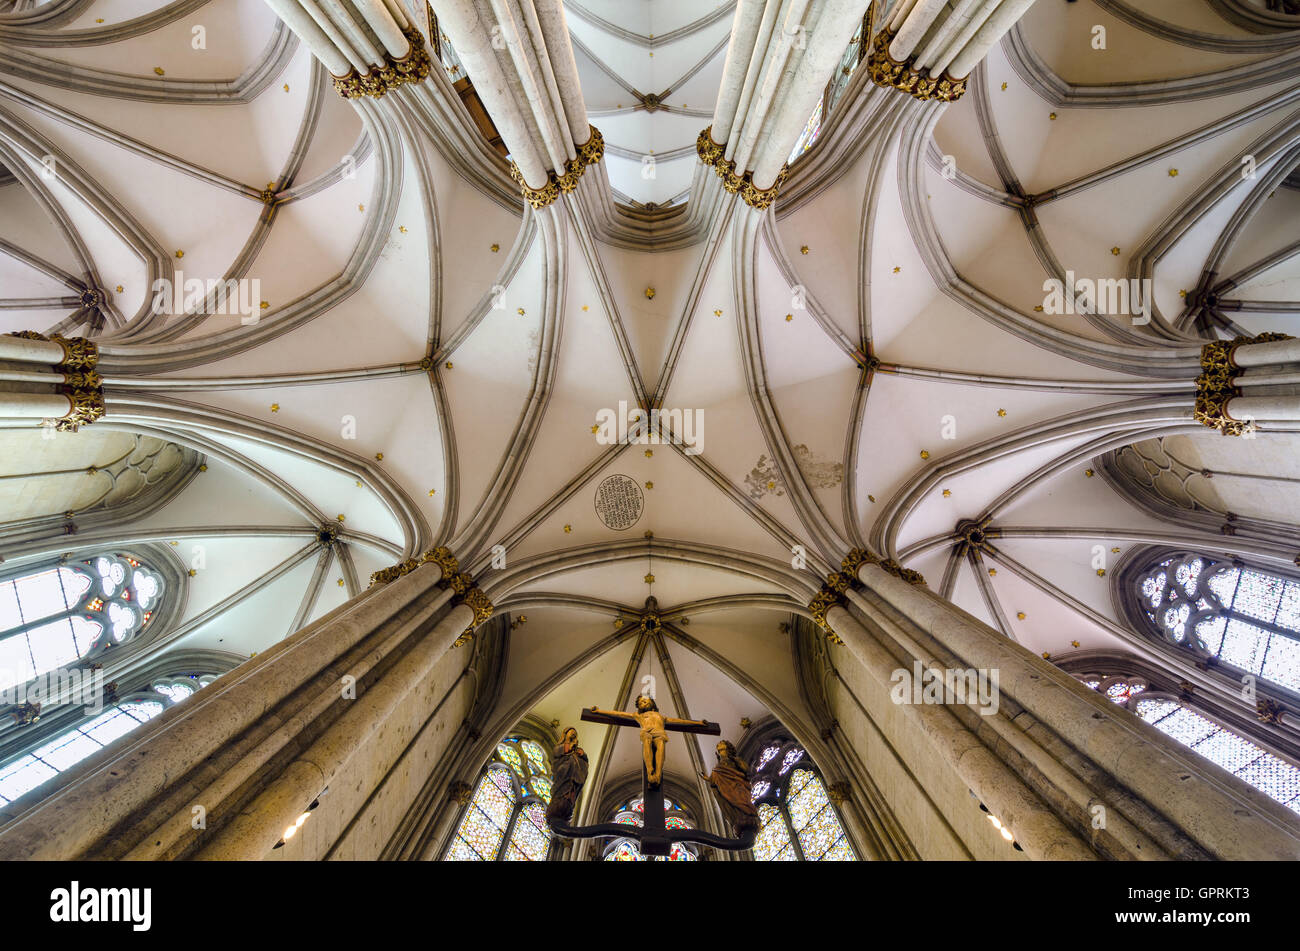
[601,797,697,861]
[749,739,855,861]
[0,553,165,691]
[1077,673,1300,814]
[0,673,214,807]
[444,736,554,861]
[1131,551,1300,694]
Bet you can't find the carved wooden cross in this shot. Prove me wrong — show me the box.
[545,702,756,857]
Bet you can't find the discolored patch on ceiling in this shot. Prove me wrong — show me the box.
[526,326,540,375]
[744,446,842,500]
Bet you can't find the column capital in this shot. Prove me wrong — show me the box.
[332,26,432,100]
[866,28,967,103]
[1195,331,1293,435]
[695,126,789,211]
[508,125,604,209]
[367,545,493,645]
[809,548,927,640]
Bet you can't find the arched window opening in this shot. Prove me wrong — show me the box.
[749,739,856,861]
[0,673,214,808]
[1130,551,1300,694]
[1077,673,1300,815]
[443,736,553,861]
[602,796,697,861]
[0,553,165,691]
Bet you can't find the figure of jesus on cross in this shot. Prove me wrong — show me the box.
[584,696,719,787]
[550,697,753,856]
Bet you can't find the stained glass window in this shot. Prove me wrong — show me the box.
[748,737,856,861]
[1134,553,1300,693]
[444,735,555,861]
[602,799,698,861]
[1080,675,1300,815]
[0,553,165,693]
[0,674,214,807]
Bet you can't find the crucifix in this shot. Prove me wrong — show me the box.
[546,696,758,856]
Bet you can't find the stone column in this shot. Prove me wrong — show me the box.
[533,0,591,149]
[868,0,1039,101]
[712,0,767,144]
[0,548,494,860]
[945,0,1038,78]
[823,602,1096,860]
[836,557,1300,859]
[351,0,411,59]
[750,0,872,190]
[431,0,551,187]
[1233,336,1300,368]
[0,333,65,365]
[194,602,475,860]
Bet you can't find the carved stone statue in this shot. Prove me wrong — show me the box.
[545,726,588,825]
[702,740,759,836]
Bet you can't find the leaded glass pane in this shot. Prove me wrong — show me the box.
[496,741,524,778]
[820,837,857,861]
[456,803,506,860]
[0,755,57,804]
[1236,752,1300,805]
[506,802,550,861]
[13,568,81,625]
[778,747,805,775]
[1105,681,1144,704]
[1196,616,1227,655]
[752,803,792,861]
[153,683,195,704]
[1138,556,1300,692]
[756,745,781,771]
[1175,559,1203,596]
[1206,568,1239,604]
[1147,706,1218,747]
[82,707,151,745]
[1261,632,1300,687]
[798,803,845,860]
[520,739,548,775]
[1136,698,1180,723]
[1191,728,1264,773]
[786,769,828,831]
[786,97,824,163]
[1160,603,1189,641]
[1277,583,1300,630]
[445,835,483,861]
[30,730,101,771]
[1233,571,1284,624]
[1219,618,1268,674]
[0,693,174,805]
[606,841,639,861]
[1128,693,1300,809]
[0,634,37,691]
[476,768,515,828]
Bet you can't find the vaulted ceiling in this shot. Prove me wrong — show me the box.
[2,0,1299,817]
